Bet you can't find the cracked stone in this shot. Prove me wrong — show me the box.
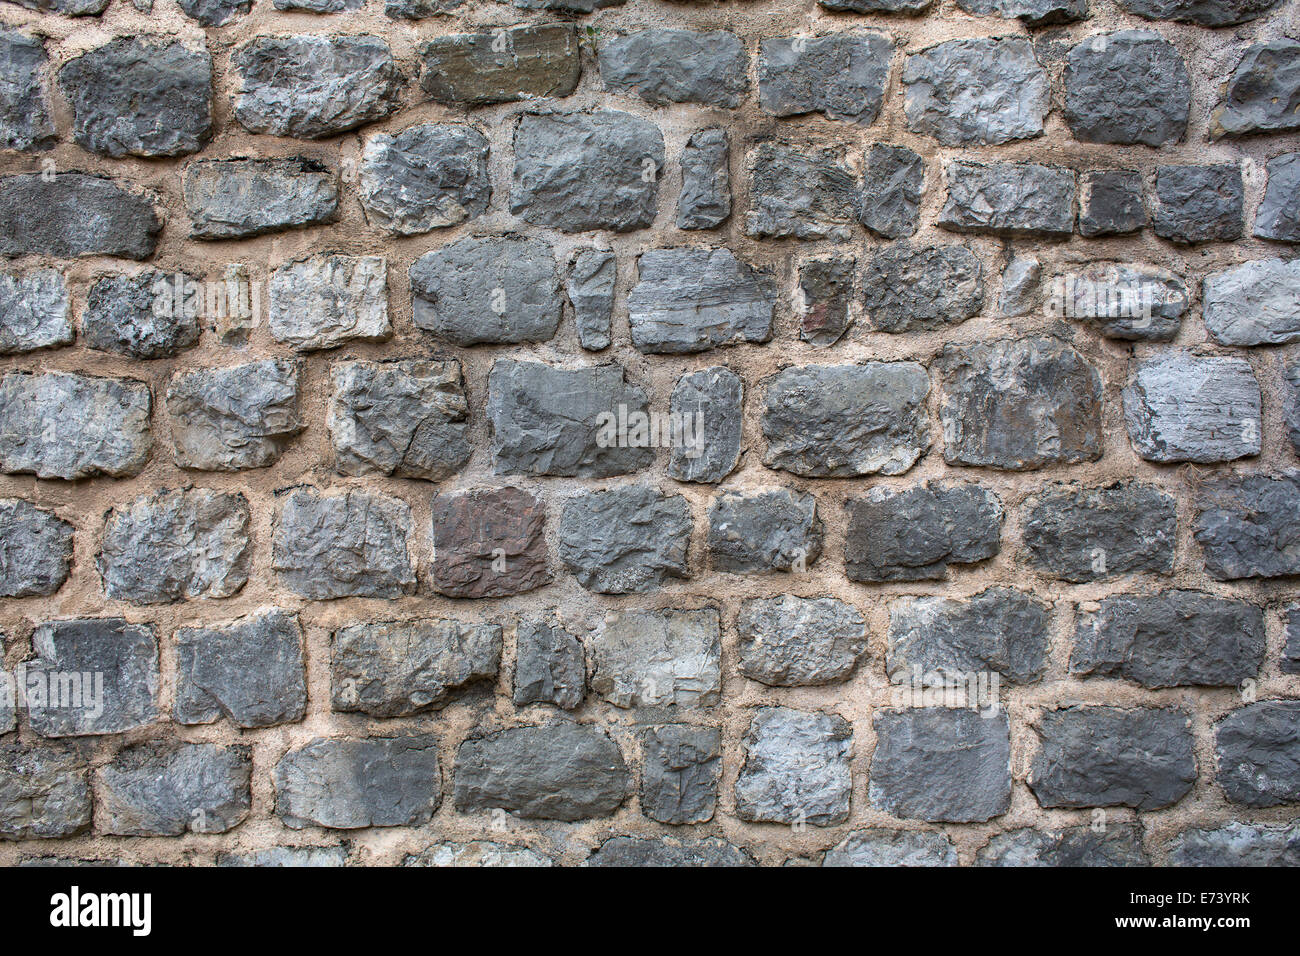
[629,248,775,353]
[269,255,390,352]
[167,359,302,471]
[640,724,720,824]
[1123,353,1260,464]
[737,595,866,687]
[359,123,490,236]
[84,271,200,359]
[736,706,852,826]
[862,242,983,333]
[588,608,720,708]
[707,488,823,574]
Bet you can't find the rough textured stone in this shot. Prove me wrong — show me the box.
[429,487,550,598]
[454,724,629,821]
[870,708,1011,823]
[558,486,691,594]
[735,706,852,826]
[585,836,753,867]
[0,31,55,152]
[667,367,742,483]
[175,609,306,729]
[567,249,615,350]
[1215,700,1300,807]
[1029,706,1195,810]
[677,128,730,230]
[513,618,584,710]
[999,255,1040,317]
[26,618,158,737]
[599,29,747,108]
[1288,366,1300,456]
[956,0,1087,22]
[762,363,930,477]
[272,488,415,600]
[824,830,957,867]
[511,111,663,233]
[178,0,249,24]
[410,237,558,346]
[488,360,652,478]
[862,242,983,333]
[0,499,72,598]
[84,272,200,359]
[820,0,931,9]
[419,25,579,106]
[1286,606,1300,674]
[98,488,249,605]
[1063,32,1189,147]
[277,735,441,829]
[1254,152,1300,243]
[1213,40,1300,137]
[269,255,390,352]
[640,724,720,824]
[628,248,774,353]
[97,742,251,836]
[1168,822,1300,866]
[167,360,302,471]
[746,144,858,241]
[0,744,90,840]
[860,144,923,240]
[1194,474,1300,580]
[798,258,854,347]
[0,173,159,259]
[219,847,347,867]
[938,338,1102,470]
[904,38,1048,146]
[1119,0,1281,25]
[707,488,823,574]
[758,34,891,124]
[404,842,551,867]
[888,588,1049,685]
[737,595,866,687]
[977,825,1149,867]
[359,124,489,236]
[59,37,211,158]
[1052,264,1187,341]
[588,608,720,708]
[940,162,1075,238]
[332,619,501,717]
[1078,169,1147,238]
[0,269,69,355]
[0,372,151,480]
[1123,354,1260,464]
[1022,483,1176,582]
[183,158,337,239]
[1153,165,1243,243]
[1072,591,1264,688]
[232,35,402,139]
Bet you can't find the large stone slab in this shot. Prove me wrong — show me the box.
[1050,263,1187,342]
[558,486,692,593]
[758,33,890,124]
[1152,165,1243,243]
[1022,482,1176,582]
[1063,32,1189,147]
[276,735,441,829]
[84,271,200,359]
[640,725,720,824]
[861,242,983,333]
[706,488,823,574]
[1204,259,1300,346]
[735,706,853,826]
[746,144,858,241]
[167,360,302,471]
[588,608,720,709]
[1122,353,1260,463]
[939,161,1075,238]
[97,742,250,836]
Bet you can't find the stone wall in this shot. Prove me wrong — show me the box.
[0,0,1298,867]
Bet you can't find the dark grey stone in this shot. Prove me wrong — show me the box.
[758,33,891,124]
[419,25,579,107]
[588,608,720,709]
[862,242,983,333]
[0,744,90,840]
[1205,259,1300,346]
[276,735,441,829]
[1215,701,1300,807]
[667,366,742,483]
[558,486,692,594]
[1213,40,1300,137]
[0,31,55,151]
[628,248,774,353]
[640,724,720,824]
[824,830,958,867]
[1123,353,1260,463]
[0,173,159,259]
[598,29,747,107]
[0,499,72,598]
[183,158,337,240]
[1288,366,1300,456]
[1022,482,1176,582]
[1168,822,1300,866]
[737,595,866,687]
[955,0,1087,23]
[1063,32,1189,147]
[97,742,250,836]
[1078,169,1147,237]
[707,488,823,573]
[178,0,249,24]
[1194,473,1300,580]
[0,269,69,354]
[820,0,932,9]
[585,836,753,867]
[567,249,615,351]
[513,618,584,710]
[977,825,1149,866]
[1050,264,1186,341]
[1152,165,1243,243]
[1121,0,1283,28]
[677,128,730,230]
[1285,606,1300,674]
[798,257,854,347]
[860,144,923,240]
[359,123,490,236]
[84,271,200,359]
[736,706,853,826]
[747,144,859,240]
[939,161,1075,238]
[167,360,302,471]
[1255,152,1300,242]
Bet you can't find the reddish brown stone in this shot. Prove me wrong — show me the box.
[429,487,551,598]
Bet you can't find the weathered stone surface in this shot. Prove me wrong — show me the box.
[862,243,982,333]
[511,111,663,233]
[940,162,1075,238]
[586,836,753,867]
[0,31,55,152]
[0,499,72,598]
[1289,366,1300,456]
[410,237,558,346]
[870,708,1011,823]
[3,0,109,16]
[1254,152,1300,243]
[0,269,69,355]
[1123,354,1260,464]
[999,255,1040,317]
[1073,591,1264,689]
[232,35,402,139]
[332,619,501,717]
[0,173,159,259]
[977,825,1149,867]
[798,258,854,347]
[1213,40,1300,137]
[955,0,1087,23]
[429,487,550,598]
[824,830,957,867]
[820,0,931,9]
[860,144,923,240]
[677,128,730,230]
[904,38,1048,146]
[513,617,584,710]
[175,609,306,729]
[1195,474,1300,580]
[178,0,249,24]
[454,724,629,821]
[1064,32,1189,147]
[762,363,930,477]
[846,483,1001,583]
[84,272,200,359]
[1051,264,1187,341]
[889,588,1049,685]
[384,0,463,17]
[1078,169,1146,237]
[1029,706,1195,810]
[1023,483,1176,582]
[277,735,441,829]
[707,488,823,574]
[97,742,250,836]
[183,158,337,239]
[1215,700,1300,807]
[599,29,747,108]
[736,706,852,826]
[27,618,158,737]
[59,37,211,158]
[758,34,890,124]
[737,595,866,687]
[219,847,348,867]
[1119,0,1281,25]
[269,255,390,352]
[272,488,415,600]
[568,249,615,350]
[1168,821,1300,866]
[1153,165,1243,243]
[746,144,858,241]
[99,488,249,605]
[558,486,691,594]
[939,338,1102,470]
[589,608,719,708]
[488,360,652,477]
[0,372,151,480]
[628,248,774,353]
[640,724,720,824]
[420,25,579,106]
[0,675,11,734]
[667,367,742,483]
[167,360,302,471]
[359,124,489,236]
[275,0,365,8]
[404,842,551,867]
[0,744,90,840]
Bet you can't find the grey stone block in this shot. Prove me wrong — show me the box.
[737,595,866,687]
[1063,32,1189,147]
[758,33,891,124]
[640,724,720,824]
[599,29,747,107]
[1022,482,1176,582]
[588,608,720,708]
[183,158,337,240]
[276,735,441,829]
[862,242,983,333]
[736,706,853,826]
[167,360,302,471]
[359,123,489,236]
[628,248,774,354]
[1123,353,1260,463]
[706,488,823,574]
[97,742,251,836]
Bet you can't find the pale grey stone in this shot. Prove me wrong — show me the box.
[219,847,348,867]
[747,144,860,241]
[0,31,55,151]
[183,158,337,240]
[640,724,719,824]
[940,161,1075,238]
[824,830,958,867]
[167,360,302,471]
[404,842,552,867]
[0,269,69,354]
[1051,263,1187,341]
[359,124,490,235]
[904,38,1048,146]
[277,735,441,829]
[999,255,1040,317]
[977,825,1149,866]
[735,706,852,826]
[1168,821,1300,866]
[629,248,774,353]
[707,488,822,574]
[269,255,390,352]
[0,744,90,840]
[1123,353,1261,463]
[84,271,200,359]
[588,608,720,708]
[737,595,866,687]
